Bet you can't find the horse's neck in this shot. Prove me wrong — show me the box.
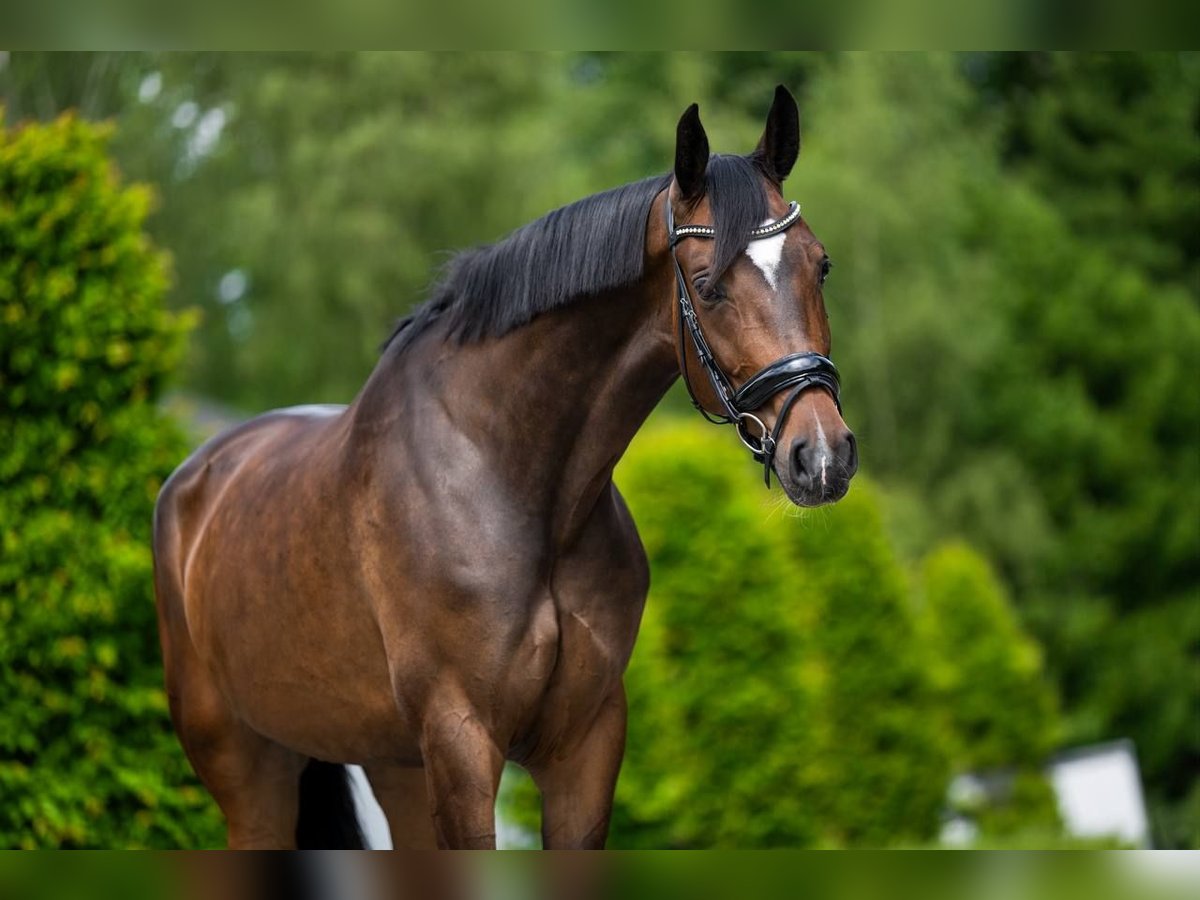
[354,272,678,539]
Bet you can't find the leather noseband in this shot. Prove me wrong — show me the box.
[666,197,842,487]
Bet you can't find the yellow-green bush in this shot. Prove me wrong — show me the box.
[917,543,1059,770]
[916,543,1061,835]
[502,418,1061,846]
[611,421,952,847]
[0,113,220,847]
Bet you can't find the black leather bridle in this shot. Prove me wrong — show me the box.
[667,197,842,487]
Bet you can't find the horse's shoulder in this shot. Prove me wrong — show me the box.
[558,480,649,598]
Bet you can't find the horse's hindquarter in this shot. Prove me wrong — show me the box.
[156,407,408,763]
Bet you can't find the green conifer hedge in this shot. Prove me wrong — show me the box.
[0,113,220,848]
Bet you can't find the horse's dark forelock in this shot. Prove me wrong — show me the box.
[384,154,771,353]
[703,154,771,285]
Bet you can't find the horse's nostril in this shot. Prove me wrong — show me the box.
[842,432,859,475]
[791,438,810,478]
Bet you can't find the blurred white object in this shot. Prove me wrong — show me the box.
[1048,739,1150,847]
[940,815,980,847]
[349,764,532,849]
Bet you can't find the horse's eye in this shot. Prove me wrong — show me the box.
[819,258,833,286]
[694,276,726,302]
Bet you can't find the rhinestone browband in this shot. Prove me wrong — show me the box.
[670,201,801,243]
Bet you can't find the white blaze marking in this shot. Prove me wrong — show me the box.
[745,223,787,289]
[811,408,830,491]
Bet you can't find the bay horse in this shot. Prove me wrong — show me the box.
[153,85,857,849]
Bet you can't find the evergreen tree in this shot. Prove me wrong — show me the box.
[0,113,222,847]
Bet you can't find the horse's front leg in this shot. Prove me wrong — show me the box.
[419,702,505,848]
[529,684,627,849]
[363,763,439,849]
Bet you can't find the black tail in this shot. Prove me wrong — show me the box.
[295,760,366,849]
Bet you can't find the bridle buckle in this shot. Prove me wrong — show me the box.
[735,412,771,459]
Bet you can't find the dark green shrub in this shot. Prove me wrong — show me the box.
[0,112,220,847]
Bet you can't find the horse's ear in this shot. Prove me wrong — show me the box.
[674,103,709,201]
[754,84,800,184]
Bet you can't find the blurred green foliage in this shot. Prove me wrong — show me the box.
[502,419,1059,847]
[612,426,948,848]
[1,52,1197,845]
[917,543,1059,771]
[775,53,1198,842]
[918,545,1062,837]
[0,113,222,847]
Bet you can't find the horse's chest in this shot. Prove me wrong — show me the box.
[551,604,633,686]
[505,591,633,698]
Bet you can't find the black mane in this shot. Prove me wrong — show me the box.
[384,155,770,353]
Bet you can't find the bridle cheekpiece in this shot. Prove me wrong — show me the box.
[666,196,842,488]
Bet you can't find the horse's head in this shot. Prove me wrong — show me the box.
[666,86,857,507]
